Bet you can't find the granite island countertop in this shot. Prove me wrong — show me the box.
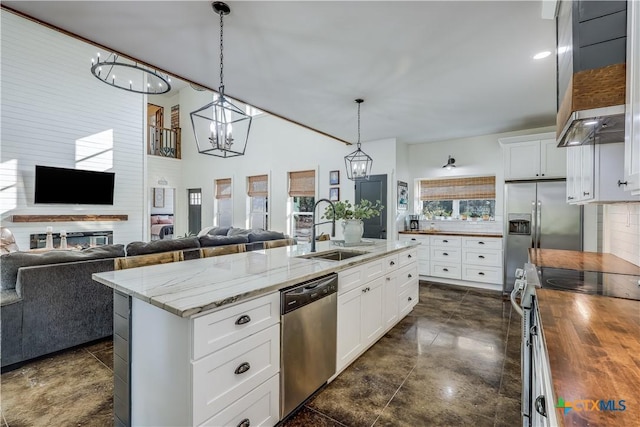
[92,239,418,318]
[529,248,640,275]
[536,289,640,426]
[398,230,503,238]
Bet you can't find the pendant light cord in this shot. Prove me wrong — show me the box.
[219,10,225,95]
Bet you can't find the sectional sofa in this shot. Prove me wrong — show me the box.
[0,227,290,370]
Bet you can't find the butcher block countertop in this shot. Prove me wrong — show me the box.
[399,230,503,238]
[536,289,640,427]
[529,248,640,275]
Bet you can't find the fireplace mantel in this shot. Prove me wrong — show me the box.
[11,215,128,222]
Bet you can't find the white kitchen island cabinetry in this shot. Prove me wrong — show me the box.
[500,132,566,181]
[336,249,418,374]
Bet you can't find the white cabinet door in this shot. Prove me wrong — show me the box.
[504,141,541,180]
[336,286,363,372]
[361,277,384,347]
[579,144,595,202]
[566,146,581,202]
[625,0,640,194]
[540,138,566,178]
[382,273,398,330]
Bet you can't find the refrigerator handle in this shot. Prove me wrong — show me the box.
[537,201,542,249]
[531,201,537,249]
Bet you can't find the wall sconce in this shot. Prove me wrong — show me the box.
[443,155,456,170]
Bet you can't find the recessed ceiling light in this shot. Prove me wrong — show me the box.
[533,51,551,60]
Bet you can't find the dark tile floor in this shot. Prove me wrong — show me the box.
[0,282,522,427]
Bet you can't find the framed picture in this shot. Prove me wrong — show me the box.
[153,188,165,208]
[329,187,340,201]
[329,170,340,185]
[397,181,408,211]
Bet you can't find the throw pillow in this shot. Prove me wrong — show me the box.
[247,230,285,243]
[158,219,173,224]
[125,237,200,256]
[199,234,249,247]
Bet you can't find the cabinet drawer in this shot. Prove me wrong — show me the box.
[193,292,280,360]
[338,265,364,295]
[398,283,419,316]
[430,247,461,262]
[398,248,418,267]
[430,236,462,247]
[384,254,399,272]
[461,265,503,284]
[362,257,385,282]
[192,324,280,426]
[199,374,279,427]
[398,264,419,290]
[400,235,429,245]
[462,249,503,267]
[462,237,502,250]
[430,261,462,279]
[417,246,430,261]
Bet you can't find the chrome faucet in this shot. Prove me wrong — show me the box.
[310,198,336,252]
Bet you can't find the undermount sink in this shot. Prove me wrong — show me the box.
[298,249,369,262]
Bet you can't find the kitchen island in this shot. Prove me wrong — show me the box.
[93,239,419,427]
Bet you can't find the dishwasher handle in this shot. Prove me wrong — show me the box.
[281,274,338,315]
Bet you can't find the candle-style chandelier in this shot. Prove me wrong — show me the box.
[90,52,171,95]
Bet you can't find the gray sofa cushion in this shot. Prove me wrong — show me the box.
[247,230,286,243]
[197,226,231,237]
[227,227,254,237]
[126,237,200,256]
[0,244,125,291]
[199,235,249,247]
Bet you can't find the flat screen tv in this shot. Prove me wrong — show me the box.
[34,165,115,205]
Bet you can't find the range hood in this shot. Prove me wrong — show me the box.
[556,105,625,147]
[555,1,627,148]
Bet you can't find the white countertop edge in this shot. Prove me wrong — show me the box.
[93,240,419,318]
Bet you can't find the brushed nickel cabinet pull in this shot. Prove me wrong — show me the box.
[234,362,251,375]
[235,315,251,325]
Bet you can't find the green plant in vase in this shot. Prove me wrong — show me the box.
[322,199,384,243]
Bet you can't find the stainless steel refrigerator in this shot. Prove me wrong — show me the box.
[503,180,582,293]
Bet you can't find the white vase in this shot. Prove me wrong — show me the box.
[342,219,363,244]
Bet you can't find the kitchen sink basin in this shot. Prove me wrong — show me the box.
[298,249,369,261]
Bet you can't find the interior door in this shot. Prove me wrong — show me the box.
[188,188,202,236]
[355,174,387,239]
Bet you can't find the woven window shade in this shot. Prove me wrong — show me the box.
[420,176,496,200]
[215,178,232,199]
[247,175,268,197]
[288,170,315,197]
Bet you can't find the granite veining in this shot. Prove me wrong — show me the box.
[92,240,418,317]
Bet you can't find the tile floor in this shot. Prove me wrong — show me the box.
[0,282,521,427]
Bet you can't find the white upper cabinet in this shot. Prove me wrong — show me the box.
[500,132,566,180]
[625,0,640,194]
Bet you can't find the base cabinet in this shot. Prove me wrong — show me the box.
[337,249,418,373]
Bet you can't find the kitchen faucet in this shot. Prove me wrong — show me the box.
[310,198,336,253]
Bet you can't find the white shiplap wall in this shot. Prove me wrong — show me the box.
[0,11,146,249]
[603,203,640,266]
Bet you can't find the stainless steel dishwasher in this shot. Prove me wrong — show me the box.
[281,273,338,418]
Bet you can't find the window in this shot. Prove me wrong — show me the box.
[214,178,232,227]
[247,174,268,230]
[288,170,315,242]
[419,176,496,220]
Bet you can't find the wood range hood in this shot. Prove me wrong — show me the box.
[556,0,627,147]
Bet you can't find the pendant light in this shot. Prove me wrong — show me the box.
[344,99,373,180]
[90,52,172,95]
[190,1,252,158]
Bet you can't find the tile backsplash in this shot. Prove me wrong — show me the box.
[603,203,640,267]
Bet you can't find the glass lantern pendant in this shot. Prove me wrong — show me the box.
[344,99,373,180]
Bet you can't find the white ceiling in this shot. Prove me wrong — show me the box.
[2,1,557,145]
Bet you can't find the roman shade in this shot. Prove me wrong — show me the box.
[215,178,232,199]
[288,170,315,197]
[247,175,268,197]
[420,176,496,200]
